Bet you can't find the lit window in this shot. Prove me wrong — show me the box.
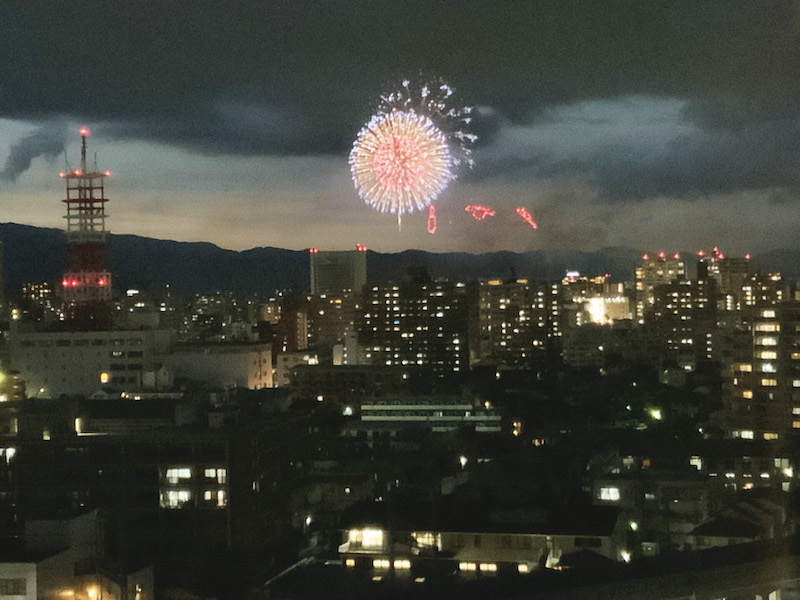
[479,563,498,572]
[459,562,477,571]
[759,351,778,360]
[755,323,780,332]
[738,364,753,372]
[742,390,753,399]
[761,379,777,387]
[764,433,779,440]
[600,487,620,501]
[166,468,191,484]
[373,559,390,569]
[394,559,411,570]
[162,490,191,508]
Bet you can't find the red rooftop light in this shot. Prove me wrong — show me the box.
[745,253,751,260]
[642,253,649,260]
[309,247,318,254]
[673,252,680,260]
[698,249,705,257]
[78,126,90,137]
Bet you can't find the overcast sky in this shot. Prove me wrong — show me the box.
[2,1,800,255]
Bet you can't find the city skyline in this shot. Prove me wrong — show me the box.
[2,2,800,254]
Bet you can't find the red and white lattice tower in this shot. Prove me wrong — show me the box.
[59,127,112,329]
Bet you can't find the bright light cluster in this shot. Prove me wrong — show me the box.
[350,111,452,217]
[350,77,476,225]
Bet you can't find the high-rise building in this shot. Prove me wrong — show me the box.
[309,246,367,295]
[716,302,800,441]
[359,281,469,376]
[471,278,555,367]
[697,248,753,311]
[651,278,718,369]
[635,252,685,324]
[59,128,113,330]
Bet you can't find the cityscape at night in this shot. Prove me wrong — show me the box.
[2,2,800,599]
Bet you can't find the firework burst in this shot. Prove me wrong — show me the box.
[350,77,476,227]
[350,111,452,221]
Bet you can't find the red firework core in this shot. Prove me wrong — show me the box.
[372,135,424,192]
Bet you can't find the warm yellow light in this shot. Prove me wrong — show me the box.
[100,372,110,384]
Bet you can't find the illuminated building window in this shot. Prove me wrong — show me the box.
[762,310,776,318]
[479,563,498,572]
[761,363,776,373]
[162,490,191,508]
[764,433,779,440]
[165,468,191,484]
[761,379,777,387]
[755,323,780,332]
[349,528,383,548]
[373,559,390,569]
[204,468,227,483]
[600,487,620,501]
[738,430,754,439]
[203,490,227,507]
[794,380,800,388]
[394,559,411,570]
[459,562,477,571]
[742,390,753,399]
[518,563,530,573]
[759,351,777,360]
[738,364,753,372]
[794,421,800,429]
[758,337,777,346]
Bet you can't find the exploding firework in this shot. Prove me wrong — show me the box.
[350,77,476,227]
[350,111,452,221]
[427,205,438,234]
[465,204,496,220]
[516,207,538,230]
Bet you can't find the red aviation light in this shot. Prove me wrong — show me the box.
[355,243,368,252]
[642,253,649,260]
[697,249,705,257]
[103,170,111,177]
[657,251,666,260]
[78,126,90,137]
[465,204,496,220]
[63,278,79,288]
[745,253,751,260]
[673,252,680,260]
[98,277,108,287]
[73,169,82,176]
[427,205,437,234]
[718,253,725,259]
[58,171,66,178]
[309,248,318,254]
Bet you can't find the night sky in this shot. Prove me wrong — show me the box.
[2,1,800,254]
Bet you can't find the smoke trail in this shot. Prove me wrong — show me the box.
[0,126,66,183]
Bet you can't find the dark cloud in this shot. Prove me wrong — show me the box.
[4,0,800,196]
[0,123,67,183]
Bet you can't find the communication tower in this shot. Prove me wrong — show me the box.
[59,127,112,329]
